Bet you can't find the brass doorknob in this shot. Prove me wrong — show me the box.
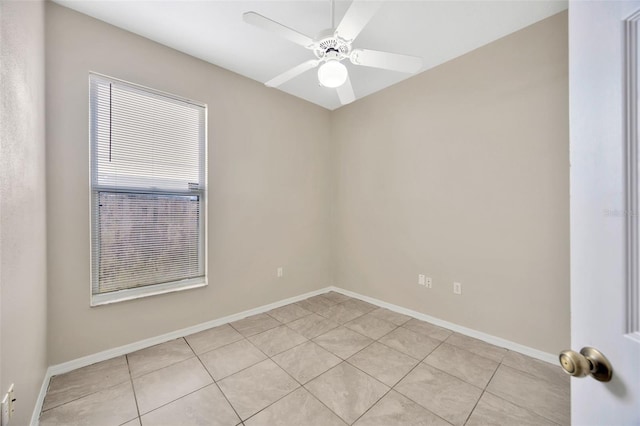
[558,347,613,382]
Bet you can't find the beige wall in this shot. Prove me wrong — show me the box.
[45,3,332,364]
[45,3,568,366]
[331,12,569,353]
[0,0,48,424]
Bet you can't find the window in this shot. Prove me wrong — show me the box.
[89,73,207,305]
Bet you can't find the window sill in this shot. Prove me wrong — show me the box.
[91,277,207,307]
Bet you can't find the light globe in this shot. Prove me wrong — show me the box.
[317,60,348,88]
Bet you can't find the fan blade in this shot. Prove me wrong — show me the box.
[243,12,315,49]
[337,75,356,105]
[335,0,383,42]
[350,48,422,73]
[265,59,320,87]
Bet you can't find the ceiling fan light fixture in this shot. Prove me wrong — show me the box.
[317,60,348,88]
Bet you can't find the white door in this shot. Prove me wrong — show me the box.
[570,1,640,424]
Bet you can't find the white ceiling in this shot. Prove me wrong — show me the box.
[53,0,568,110]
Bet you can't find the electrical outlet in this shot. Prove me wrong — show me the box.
[277,267,283,278]
[418,274,426,286]
[453,282,462,295]
[425,277,432,288]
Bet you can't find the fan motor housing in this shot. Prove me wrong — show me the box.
[314,34,351,61]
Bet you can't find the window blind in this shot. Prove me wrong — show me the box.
[90,74,206,301]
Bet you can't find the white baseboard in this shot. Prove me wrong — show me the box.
[30,368,51,426]
[328,286,558,365]
[31,286,332,425]
[32,284,558,425]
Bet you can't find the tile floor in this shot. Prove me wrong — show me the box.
[39,292,570,426]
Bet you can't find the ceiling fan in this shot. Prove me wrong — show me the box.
[243,0,423,105]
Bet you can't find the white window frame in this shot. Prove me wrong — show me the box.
[89,72,208,306]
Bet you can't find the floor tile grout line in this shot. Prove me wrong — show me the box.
[205,332,312,386]
[317,291,350,303]
[264,309,315,324]
[43,310,418,413]
[275,355,341,389]
[316,309,368,324]
[398,323,453,341]
[463,350,567,426]
[39,374,132,414]
[461,354,503,426]
[240,383,302,424]
[479,388,564,426]
[417,357,487,392]
[228,312,285,337]
[386,388,453,426]
[498,360,570,390]
[135,382,214,419]
[336,329,392,363]
[245,327,310,359]
[124,353,142,423]
[443,333,509,364]
[348,387,393,425]
[396,330,568,424]
[184,323,244,353]
[422,347,500,391]
[41,296,567,425]
[266,314,389,385]
[128,338,198,381]
[184,336,244,424]
[383,338,464,426]
[310,327,445,425]
[389,324,554,387]
[315,315,391,343]
[261,306,393,426]
[282,315,341,340]
[313,299,373,324]
[301,383,353,425]
[191,334,246,358]
[344,348,418,389]
[167,300,510,387]
[405,337,445,374]
[342,319,446,368]
[462,390,486,426]
[342,316,399,341]
[265,343,309,387]
[127,338,214,418]
[316,332,378,362]
[185,336,250,425]
[439,336,508,365]
[294,297,338,311]
[233,309,347,423]
[374,335,436,362]
[350,338,448,426]
[130,355,199,381]
[201,338,287,383]
[483,384,567,426]
[500,355,570,388]
[299,361,377,425]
